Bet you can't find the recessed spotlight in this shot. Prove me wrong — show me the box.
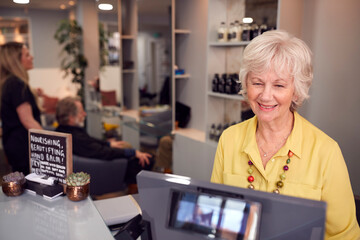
[60,4,66,9]
[242,17,253,24]
[68,1,75,6]
[98,3,113,11]
[13,0,30,4]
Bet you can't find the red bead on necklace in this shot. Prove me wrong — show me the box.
[247,150,293,194]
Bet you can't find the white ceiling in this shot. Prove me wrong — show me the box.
[0,0,170,16]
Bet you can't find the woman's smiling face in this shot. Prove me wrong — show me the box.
[246,68,296,125]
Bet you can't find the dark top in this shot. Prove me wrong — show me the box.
[1,76,41,172]
[55,125,136,160]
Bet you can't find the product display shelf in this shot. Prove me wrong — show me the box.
[171,0,210,182]
[118,0,139,111]
[205,0,247,145]
[171,0,207,132]
[209,41,250,47]
[207,91,244,101]
[120,109,139,122]
[175,74,191,79]
[174,29,191,81]
[172,128,206,143]
[175,29,191,34]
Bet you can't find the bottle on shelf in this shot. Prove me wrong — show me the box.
[218,73,227,93]
[212,73,220,92]
[215,124,223,141]
[228,23,236,42]
[225,74,233,94]
[234,20,242,42]
[259,23,268,34]
[218,21,228,42]
[260,17,269,35]
[233,73,242,94]
[250,23,260,40]
[230,74,239,94]
[209,124,216,140]
[241,23,251,41]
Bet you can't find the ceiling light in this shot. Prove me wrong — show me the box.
[98,3,113,11]
[242,17,253,24]
[13,0,30,4]
[68,1,75,6]
[60,4,66,9]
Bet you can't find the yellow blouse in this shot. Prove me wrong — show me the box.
[211,111,360,240]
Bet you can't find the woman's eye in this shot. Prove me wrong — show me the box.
[275,84,284,88]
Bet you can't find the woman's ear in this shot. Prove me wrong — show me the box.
[292,92,299,103]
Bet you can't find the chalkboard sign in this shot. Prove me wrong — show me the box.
[29,129,72,184]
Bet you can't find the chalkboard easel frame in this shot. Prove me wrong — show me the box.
[28,129,73,185]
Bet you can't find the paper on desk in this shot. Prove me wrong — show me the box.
[94,195,142,226]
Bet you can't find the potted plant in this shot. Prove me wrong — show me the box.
[65,172,90,201]
[99,22,109,69]
[2,172,26,196]
[54,20,109,99]
[54,19,88,99]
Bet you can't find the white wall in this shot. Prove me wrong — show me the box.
[99,66,121,103]
[300,0,360,194]
[28,68,78,98]
[0,8,67,68]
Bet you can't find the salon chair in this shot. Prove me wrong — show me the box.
[73,155,128,196]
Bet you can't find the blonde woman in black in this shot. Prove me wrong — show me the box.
[0,42,42,174]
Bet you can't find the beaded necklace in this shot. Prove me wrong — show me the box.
[247,150,293,194]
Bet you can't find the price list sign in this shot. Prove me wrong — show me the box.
[29,129,72,184]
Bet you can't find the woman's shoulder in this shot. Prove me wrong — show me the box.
[3,75,25,89]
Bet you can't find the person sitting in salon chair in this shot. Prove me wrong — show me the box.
[55,96,154,194]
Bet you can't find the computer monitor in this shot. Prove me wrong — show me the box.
[137,171,326,240]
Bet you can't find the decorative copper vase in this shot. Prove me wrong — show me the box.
[66,183,90,201]
[2,180,26,197]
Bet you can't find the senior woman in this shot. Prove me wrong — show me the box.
[211,30,360,239]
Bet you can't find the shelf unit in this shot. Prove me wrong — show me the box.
[209,41,250,47]
[171,0,208,141]
[171,0,210,181]
[174,29,191,34]
[118,0,139,111]
[205,0,248,142]
[207,91,244,101]
[175,74,191,79]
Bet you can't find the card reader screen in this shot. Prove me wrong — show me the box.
[168,190,261,240]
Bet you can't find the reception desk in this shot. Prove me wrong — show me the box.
[0,189,114,240]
